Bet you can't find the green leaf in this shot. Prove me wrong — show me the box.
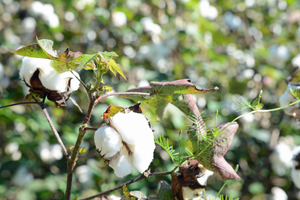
[79,147,87,154]
[72,195,78,200]
[101,51,119,62]
[108,59,127,80]
[104,84,113,92]
[121,79,218,120]
[122,185,136,200]
[69,146,75,152]
[71,53,97,70]
[36,37,57,58]
[157,181,174,200]
[8,43,53,59]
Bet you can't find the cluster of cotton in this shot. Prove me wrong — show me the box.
[20,57,80,105]
[94,112,155,178]
[29,1,60,28]
[279,84,300,117]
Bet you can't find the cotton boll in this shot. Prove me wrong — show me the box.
[61,71,81,94]
[20,57,54,85]
[109,146,133,178]
[111,112,152,145]
[132,142,155,173]
[94,125,122,159]
[40,71,66,92]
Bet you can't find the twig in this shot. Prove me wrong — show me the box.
[65,100,95,200]
[95,92,152,104]
[0,101,39,109]
[80,170,175,200]
[39,102,70,159]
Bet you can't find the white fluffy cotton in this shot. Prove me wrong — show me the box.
[20,57,80,93]
[109,146,133,178]
[94,125,122,159]
[95,111,155,178]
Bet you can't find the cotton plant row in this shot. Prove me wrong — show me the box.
[2,38,300,200]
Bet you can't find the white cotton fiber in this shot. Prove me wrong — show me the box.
[109,146,133,178]
[111,112,152,145]
[20,57,81,93]
[132,143,154,173]
[94,125,122,159]
[63,71,81,94]
[40,71,66,92]
[20,57,54,85]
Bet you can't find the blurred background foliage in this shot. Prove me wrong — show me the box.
[1,0,300,199]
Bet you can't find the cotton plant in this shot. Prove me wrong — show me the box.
[5,37,300,200]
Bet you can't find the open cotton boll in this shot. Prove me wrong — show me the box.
[63,71,81,94]
[132,143,155,173]
[40,72,66,92]
[111,112,152,145]
[94,125,122,159]
[20,57,54,85]
[109,146,133,178]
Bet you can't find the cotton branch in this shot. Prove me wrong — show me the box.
[95,92,152,104]
[80,170,175,200]
[39,102,70,159]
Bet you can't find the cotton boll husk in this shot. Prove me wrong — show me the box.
[20,57,54,85]
[94,125,122,159]
[109,146,133,178]
[111,112,153,145]
[132,141,155,173]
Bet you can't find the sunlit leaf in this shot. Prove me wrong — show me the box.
[108,59,127,80]
[36,37,57,58]
[121,79,218,120]
[102,105,125,120]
